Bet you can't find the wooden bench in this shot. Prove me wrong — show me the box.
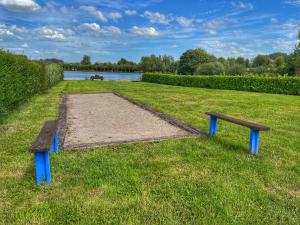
[205,112,270,155]
[29,120,59,185]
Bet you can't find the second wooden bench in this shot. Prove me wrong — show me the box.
[205,112,270,155]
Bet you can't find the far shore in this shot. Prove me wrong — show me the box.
[64,70,142,73]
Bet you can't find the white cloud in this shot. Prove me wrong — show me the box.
[125,9,137,16]
[198,40,254,57]
[106,26,121,34]
[6,47,24,53]
[0,0,40,12]
[199,40,227,49]
[270,17,278,23]
[0,29,13,37]
[272,38,298,52]
[231,1,254,10]
[60,6,69,14]
[37,27,67,42]
[203,20,226,35]
[80,6,107,22]
[80,6,122,22]
[285,0,300,7]
[143,11,169,24]
[75,0,164,10]
[9,24,24,33]
[176,16,193,27]
[280,20,300,39]
[80,23,121,34]
[107,12,122,21]
[131,26,159,36]
[80,23,101,32]
[0,24,14,37]
[0,23,23,39]
[21,43,28,47]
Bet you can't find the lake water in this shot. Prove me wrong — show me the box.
[64,71,142,81]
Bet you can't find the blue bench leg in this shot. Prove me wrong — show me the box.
[54,132,59,153]
[50,132,59,153]
[34,151,51,185]
[249,129,260,155]
[44,151,51,184]
[50,142,55,152]
[209,116,218,136]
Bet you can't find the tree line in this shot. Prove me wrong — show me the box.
[60,30,300,76]
[63,56,139,72]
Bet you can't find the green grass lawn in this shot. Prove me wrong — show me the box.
[0,80,299,225]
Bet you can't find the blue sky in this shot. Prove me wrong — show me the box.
[0,0,299,63]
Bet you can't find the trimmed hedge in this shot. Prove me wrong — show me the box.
[0,51,63,119]
[142,73,300,95]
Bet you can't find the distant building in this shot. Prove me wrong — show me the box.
[296,68,300,76]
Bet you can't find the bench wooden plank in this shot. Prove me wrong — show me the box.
[205,112,270,131]
[30,120,58,152]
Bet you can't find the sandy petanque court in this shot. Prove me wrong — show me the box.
[61,93,202,149]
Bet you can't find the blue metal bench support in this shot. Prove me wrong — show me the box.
[54,132,59,152]
[50,132,59,153]
[249,129,260,155]
[209,116,218,136]
[34,151,51,185]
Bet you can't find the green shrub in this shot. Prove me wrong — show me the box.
[0,51,64,120]
[142,73,300,95]
[195,62,225,75]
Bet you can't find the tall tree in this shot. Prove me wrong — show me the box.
[236,56,246,65]
[161,55,175,73]
[245,59,250,67]
[282,30,300,75]
[268,52,287,60]
[253,55,271,67]
[117,58,136,65]
[178,48,215,75]
[295,29,300,54]
[139,55,159,72]
[139,54,175,72]
[81,55,91,65]
[117,58,129,65]
[292,29,300,71]
[274,55,285,67]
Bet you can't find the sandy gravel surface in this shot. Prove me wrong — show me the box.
[64,93,191,149]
